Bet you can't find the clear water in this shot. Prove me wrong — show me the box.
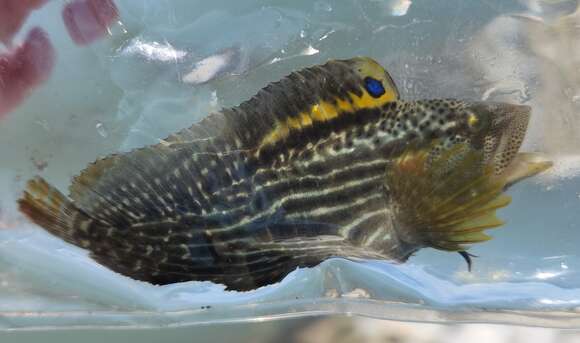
[1,0,580,331]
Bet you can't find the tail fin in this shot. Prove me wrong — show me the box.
[18,177,91,246]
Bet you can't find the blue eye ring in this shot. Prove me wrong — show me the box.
[364,77,385,98]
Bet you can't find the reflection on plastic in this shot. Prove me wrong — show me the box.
[2,227,580,330]
[0,0,120,118]
[62,0,119,46]
[0,0,47,45]
[0,28,54,118]
[2,0,580,331]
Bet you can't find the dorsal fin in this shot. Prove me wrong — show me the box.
[164,56,400,150]
[68,57,399,220]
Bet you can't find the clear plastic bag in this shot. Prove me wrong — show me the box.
[1,0,580,330]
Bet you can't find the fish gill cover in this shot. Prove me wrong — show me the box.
[1,0,580,330]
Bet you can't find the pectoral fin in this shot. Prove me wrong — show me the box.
[386,143,511,253]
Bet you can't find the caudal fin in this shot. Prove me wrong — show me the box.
[18,177,91,246]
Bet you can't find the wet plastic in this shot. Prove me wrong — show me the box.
[1,0,580,331]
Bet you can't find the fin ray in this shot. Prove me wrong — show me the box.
[387,142,513,251]
[18,177,95,246]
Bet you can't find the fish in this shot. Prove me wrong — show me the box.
[18,57,552,291]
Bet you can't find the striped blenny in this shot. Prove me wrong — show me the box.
[19,57,551,291]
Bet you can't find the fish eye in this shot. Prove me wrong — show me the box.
[364,77,385,98]
[466,111,488,131]
[467,113,479,127]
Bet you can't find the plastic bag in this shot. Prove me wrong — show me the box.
[1,0,580,330]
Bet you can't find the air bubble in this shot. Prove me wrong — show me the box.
[96,122,108,138]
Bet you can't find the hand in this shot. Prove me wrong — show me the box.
[0,28,54,117]
[0,0,47,46]
[0,0,118,118]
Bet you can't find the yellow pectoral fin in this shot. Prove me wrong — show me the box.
[387,143,513,252]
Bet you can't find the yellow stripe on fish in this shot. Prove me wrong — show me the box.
[260,86,398,147]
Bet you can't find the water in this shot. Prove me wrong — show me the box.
[1,0,580,331]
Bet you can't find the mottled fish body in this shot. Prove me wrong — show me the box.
[19,57,551,291]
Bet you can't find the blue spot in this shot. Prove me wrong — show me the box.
[364,77,385,98]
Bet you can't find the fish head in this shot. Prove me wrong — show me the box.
[447,101,553,186]
[386,101,551,258]
[459,101,531,175]
[415,100,550,184]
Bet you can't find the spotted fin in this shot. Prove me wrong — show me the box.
[387,143,512,252]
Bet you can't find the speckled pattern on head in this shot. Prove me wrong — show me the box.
[18,57,550,291]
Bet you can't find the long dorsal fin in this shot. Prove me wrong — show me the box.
[68,57,399,220]
[164,56,400,150]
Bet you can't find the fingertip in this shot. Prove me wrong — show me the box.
[62,0,119,46]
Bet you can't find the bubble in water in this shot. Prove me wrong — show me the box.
[96,122,108,138]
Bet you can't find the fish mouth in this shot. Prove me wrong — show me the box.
[472,102,552,186]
